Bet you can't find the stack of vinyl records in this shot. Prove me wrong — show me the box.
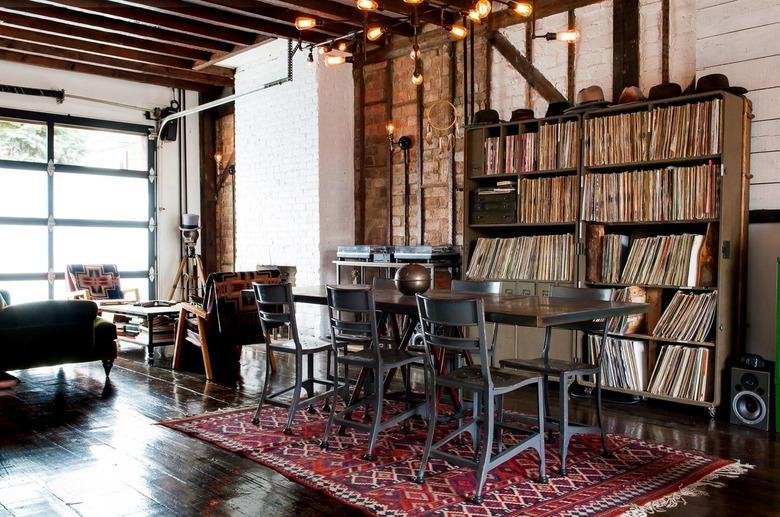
[648,345,710,401]
[582,164,720,222]
[484,136,501,175]
[519,175,578,223]
[608,286,647,334]
[538,124,557,170]
[588,335,647,391]
[506,132,536,173]
[601,234,629,283]
[466,234,575,281]
[652,290,718,342]
[619,234,705,286]
[558,120,580,168]
[585,111,650,165]
[649,99,721,159]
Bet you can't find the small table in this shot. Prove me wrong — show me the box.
[100,303,184,365]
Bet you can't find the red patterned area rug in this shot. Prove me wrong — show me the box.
[161,402,751,517]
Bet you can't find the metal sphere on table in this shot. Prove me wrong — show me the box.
[394,264,431,295]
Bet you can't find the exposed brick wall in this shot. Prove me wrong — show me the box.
[215,113,235,273]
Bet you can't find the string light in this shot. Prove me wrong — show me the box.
[337,41,349,52]
[449,23,468,40]
[403,0,424,4]
[512,1,532,16]
[467,10,482,23]
[324,54,354,66]
[294,16,318,30]
[366,25,386,41]
[555,29,579,42]
[318,45,330,55]
[410,44,420,60]
[356,0,378,10]
[474,0,492,18]
[412,70,423,86]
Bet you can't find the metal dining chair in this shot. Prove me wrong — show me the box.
[251,282,335,434]
[415,294,547,503]
[500,285,613,476]
[451,279,502,366]
[321,285,428,460]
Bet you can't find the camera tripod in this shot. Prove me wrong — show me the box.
[167,228,207,302]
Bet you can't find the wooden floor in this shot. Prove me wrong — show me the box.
[0,343,778,517]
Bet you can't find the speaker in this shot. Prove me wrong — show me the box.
[730,365,773,431]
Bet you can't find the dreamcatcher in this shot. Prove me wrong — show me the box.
[424,43,463,157]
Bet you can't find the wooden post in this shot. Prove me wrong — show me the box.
[612,0,640,101]
[354,57,366,244]
[385,58,393,244]
[662,0,670,83]
[199,91,218,276]
[416,56,424,246]
[567,10,576,103]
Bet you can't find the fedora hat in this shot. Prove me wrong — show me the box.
[648,82,682,100]
[618,86,646,104]
[564,85,611,113]
[473,108,500,125]
[545,100,571,117]
[696,73,748,96]
[509,108,535,122]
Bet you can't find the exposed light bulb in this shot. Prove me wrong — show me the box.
[412,71,423,86]
[386,122,395,135]
[410,44,420,60]
[318,45,330,55]
[356,0,378,10]
[324,54,347,66]
[467,10,482,23]
[294,16,317,30]
[450,23,468,40]
[403,0,424,4]
[337,41,349,52]
[366,25,385,41]
[475,0,492,18]
[556,29,579,42]
[513,1,532,16]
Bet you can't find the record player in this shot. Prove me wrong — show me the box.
[393,245,461,263]
[336,245,394,262]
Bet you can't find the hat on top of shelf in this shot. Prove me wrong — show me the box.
[618,85,646,104]
[472,109,501,125]
[648,82,682,100]
[696,73,748,96]
[564,85,611,113]
[509,108,535,121]
[545,100,571,117]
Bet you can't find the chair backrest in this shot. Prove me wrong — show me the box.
[66,264,122,300]
[416,293,492,387]
[547,285,614,363]
[253,282,301,347]
[372,277,397,291]
[326,285,381,363]
[451,279,501,295]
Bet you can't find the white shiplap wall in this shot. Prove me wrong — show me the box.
[697,0,780,359]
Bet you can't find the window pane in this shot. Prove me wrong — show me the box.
[0,281,49,304]
[0,169,47,218]
[0,119,47,163]
[0,225,48,273]
[53,227,149,272]
[120,277,150,301]
[54,173,148,221]
[54,125,148,171]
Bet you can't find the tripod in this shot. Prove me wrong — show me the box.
[168,227,207,301]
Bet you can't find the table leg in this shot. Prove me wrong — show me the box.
[147,315,155,366]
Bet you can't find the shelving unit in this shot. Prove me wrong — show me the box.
[462,91,752,412]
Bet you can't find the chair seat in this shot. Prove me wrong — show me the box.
[439,365,537,392]
[270,337,331,353]
[500,357,598,375]
[338,348,423,368]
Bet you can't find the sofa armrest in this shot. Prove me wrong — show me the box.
[0,300,98,349]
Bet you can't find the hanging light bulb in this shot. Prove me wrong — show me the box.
[356,0,378,10]
[467,10,482,23]
[512,1,532,16]
[474,0,492,18]
[410,43,420,60]
[294,16,318,30]
[449,23,468,40]
[403,0,424,4]
[337,41,349,52]
[324,54,348,66]
[318,45,330,55]
[412,70,423,86]
[386,122,395,136]
[555,29,579,42]
[366,25,386,41]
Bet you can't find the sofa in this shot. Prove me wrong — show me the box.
[0,295,118,376]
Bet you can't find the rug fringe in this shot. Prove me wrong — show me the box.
[621,460,754,516]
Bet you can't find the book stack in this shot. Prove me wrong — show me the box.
[558,120,579,169]
[619,233,705,286]
[652,290,718,342]
[601,234,629,283]
[648,345,710,401]
[585,111,650,165]
[539,124,557,170]
[608,286,647,334]
[484,136,501,175]
[518,175,578,223]
[466,234,575,281]
[649,99,721,159]
[506,132,536,173]
[582,164,720,222]
[588,335,647,391]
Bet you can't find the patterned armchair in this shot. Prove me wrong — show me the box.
[172,269,281,380]
[65,264,140,304]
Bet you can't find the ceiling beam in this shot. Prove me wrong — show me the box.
[377,0,457,26]
[0,0,235,53]
[489,0,602,30]
[0,9,213,61]
[0,36,233,86]
[0,48,219,91]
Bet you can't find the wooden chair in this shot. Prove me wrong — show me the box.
[415,293,546,503]
[65,264,140,304]
[172,269,281,381]
[499,286,613,476]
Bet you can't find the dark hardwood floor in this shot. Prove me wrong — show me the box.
[0,343,778,516]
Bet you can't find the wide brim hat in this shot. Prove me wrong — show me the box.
[509,108,535,122]
[648,82,682,100]
[545,101,571,117]
[473,109,500,125]
[696,73,748,96]
[618,86,646,105]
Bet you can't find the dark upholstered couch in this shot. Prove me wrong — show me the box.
[0,297,118,376]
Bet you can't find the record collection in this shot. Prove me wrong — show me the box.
[652,290,718,342]
[466,234,575,281]
[584,110,649,165]
[505,132,536,173]
[518,175,578,223]
[647,344,710,401]
[619,233,705,286]
[587,334,647,391]
[538,123,557,170]
[601,234,629,283]
[558,120,580,169]
[649,99,721,159]
[582,164,720,222]
[484,136,501,175]
[607,286,647,334]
